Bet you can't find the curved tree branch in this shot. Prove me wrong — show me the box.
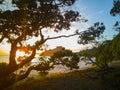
[17,66,35,81]
[33,32,81,49]
[34,30,85,50]
[18,47,36,68]
[44,33,80,42]
[17,62,55,81]
[88,57,103,69]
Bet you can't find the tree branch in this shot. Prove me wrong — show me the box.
[0,36,4,43]
[88,57,102,69]
[6,35,13,44]
[40,28,44,41]
[44,33,79,42]
[17,66,35,81]
[18,47,36,68]
[34,31,83,49]
[17,63,55,81]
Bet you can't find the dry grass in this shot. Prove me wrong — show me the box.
[5,67,109,90]
[6,65,120,90]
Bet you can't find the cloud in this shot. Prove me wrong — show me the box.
[98,10,104,14]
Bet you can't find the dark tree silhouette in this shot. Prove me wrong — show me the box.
[110,0,120,32]
[110,0,120,16]
[0,1,105,88]
[50,49,80,70]
[0,0,81,76]
[17,49,80,80]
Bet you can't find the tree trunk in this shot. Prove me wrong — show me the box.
[9,45,17,68]
[17,66,34,81]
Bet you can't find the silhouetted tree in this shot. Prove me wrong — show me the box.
[110,0,120,33]
[0,0,81,78]
[0,0,105,88]
[78,22,105,45]
[50,49,80,70]
[110,0,120,16]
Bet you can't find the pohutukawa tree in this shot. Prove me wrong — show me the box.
[0,0,105,82]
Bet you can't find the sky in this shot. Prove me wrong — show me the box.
[45,0,119,51]
[74,0,119,38]
[0,0,119,54]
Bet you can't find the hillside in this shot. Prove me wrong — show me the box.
[41,46,65,56]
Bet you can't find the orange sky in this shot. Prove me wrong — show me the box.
[0,49,8,55]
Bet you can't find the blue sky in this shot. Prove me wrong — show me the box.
[73,0,119,39]
[0,0,119,53]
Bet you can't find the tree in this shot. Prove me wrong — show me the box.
[110,0,120,16]
[95,40,113,69]
[0,0,81,76]
[111,33,120,60]
[89,0,120,70]
[0,0,105,88]
[49,49,80,70]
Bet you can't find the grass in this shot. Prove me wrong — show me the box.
[102,67,120,90]
[4,66,120,90]
[5,67,105,90]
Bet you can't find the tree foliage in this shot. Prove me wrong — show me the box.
[110,0,120,33]
[111,33,120,60]
[50,49,80,70]
[78,22,105,45]
[110,0,120,16]
[17,49,80,81]
[79,35,120,70]
[95,40,113,69]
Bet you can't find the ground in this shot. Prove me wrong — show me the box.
[3,61,120,90]
[5,67,112,90]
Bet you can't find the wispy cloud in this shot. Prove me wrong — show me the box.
[98,10,104,14]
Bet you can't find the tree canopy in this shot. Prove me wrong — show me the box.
[0,0,81,74]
